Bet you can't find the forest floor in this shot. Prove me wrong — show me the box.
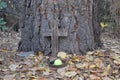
[0,31,120,80]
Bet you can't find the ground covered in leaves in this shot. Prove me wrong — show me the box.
[0,31,120,80]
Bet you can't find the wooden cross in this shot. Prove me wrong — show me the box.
[43,19,68,56]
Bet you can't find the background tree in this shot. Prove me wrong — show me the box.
[110,0,120,38]
[16,0,102,56]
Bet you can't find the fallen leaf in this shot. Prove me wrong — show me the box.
[42,71,50,76]
[111,53,120,60]
[76,63,83,69]
[102,76,112,80]
[87,51,94,55]
[20,73,26,78]
[38,77,47,80]
[67,67,77,71]
[65,71,77,78]
[112,49,120,53]
[68,61,74,65]
[30,75,38,80]
[106,64,112,71]
[0,58,4,64]
[0,58,4,61]
[100,22,108,28]
[101,71,108,77]
[57,51,67,59]
[112,69,118,75]
[72,56,81,62]
[57,67,66,76]
[113,60,120,65]
[89,64,96,69]
[66,54,72,59]
[73,75,83,80]
[94,58,104,68]
[76,63,88,69]
[1,68,9,72]
[94,51,104,57]
[1,49,8,53]
[38,51,43,56]
[9,64,19,71]
[85,55,94,62]
[4,74,15,80]
[102,64,112,76]
[83,73,89,78]
[89,74,101,80]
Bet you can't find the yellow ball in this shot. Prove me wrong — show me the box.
[54,59,62,66]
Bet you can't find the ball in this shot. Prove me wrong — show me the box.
[54,59,62,66]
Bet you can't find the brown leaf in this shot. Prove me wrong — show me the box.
[87,51,94,55]
[89,74,101,80]
[113,60,120,65]
[85,55,94,62]
[112,69,119,75]
[39,77,47,80]
[102,76,112,80]
[57,52,67,59]
[73,75,84,80]
[72,55,84,62]
[30,75,38,80]
[65,71,77,78]
[9,64,19,71]
[89,64,96,69]
[68,61,74,65]
[94,58,104,68]
[76,63,89,69]
[4,74,15,80]
[38,51,43,56]
[94,51,104,57]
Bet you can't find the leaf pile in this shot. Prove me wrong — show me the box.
[0,49,120,80]
[0,32,120,80]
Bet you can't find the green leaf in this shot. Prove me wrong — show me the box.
[1,26,8,31]
[0,25,6,28]
[0,18,4,21]
[0,2,7,9]
[0,21,7,25]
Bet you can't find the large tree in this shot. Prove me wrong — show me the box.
[18,0,102,56]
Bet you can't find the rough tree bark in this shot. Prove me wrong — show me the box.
[18,0,102,56]
[110,0,120,38]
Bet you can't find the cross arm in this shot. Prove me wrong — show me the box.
[42,29,68,37]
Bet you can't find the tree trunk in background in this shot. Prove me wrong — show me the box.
[110,0,120,38]
[18,0,102,56]
[92,0,103,47]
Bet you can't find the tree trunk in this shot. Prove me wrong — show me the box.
[110,0,120,38]
[18,0,102,56]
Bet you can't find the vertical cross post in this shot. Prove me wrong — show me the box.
[51,20,59,57]
[43,19,68,56]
